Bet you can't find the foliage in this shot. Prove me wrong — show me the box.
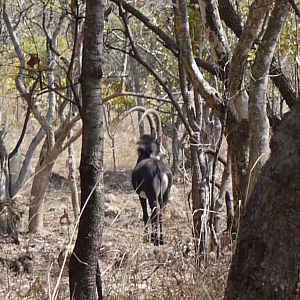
[107,97,136,117]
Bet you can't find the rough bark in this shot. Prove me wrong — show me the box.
[68,0,105,299]
[218,0,243,37]
[198,0,230,78]
[269,59,297,109]
[224,101,300,300]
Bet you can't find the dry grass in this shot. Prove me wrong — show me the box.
[0,104,231,299]
[0,182,231,299]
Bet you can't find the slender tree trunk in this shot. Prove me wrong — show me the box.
[67,138,80,220]
[225,100,300,299]
[171,111,182,175]
[69,0,105,299]
[28,18,60,232]
[28,118,81,233]
[0,128,9,200]
[130,57,145,135]
[11,129,45,197]
[28,144,57,232]
[213,154,231,236]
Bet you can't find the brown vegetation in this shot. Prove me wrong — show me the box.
[0,125,230,299]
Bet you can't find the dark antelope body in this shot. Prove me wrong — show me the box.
[117,106,173,245]
[132,134,173,245]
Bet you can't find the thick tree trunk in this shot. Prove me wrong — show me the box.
[69,0,105,299]
[225,101,300,299]
[226,0,271,234]
[247,0,289,197]
[226,119,249,234]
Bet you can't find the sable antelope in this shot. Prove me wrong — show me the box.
[117,106,173,245]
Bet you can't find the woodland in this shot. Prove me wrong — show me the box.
[0,0,300,299]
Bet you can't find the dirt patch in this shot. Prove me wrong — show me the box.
[0,170,230,299]
[104,170,133,192]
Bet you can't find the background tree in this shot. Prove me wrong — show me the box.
[68,0,105,298]
[2,0,82,232]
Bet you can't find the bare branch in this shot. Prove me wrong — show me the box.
[118,3,193,137]
[228,0,272,95]
[198,0,230,78]
[102,91,175,104]
[287,0,300,17]
[110,0,179,55]
[219,0,297,107]
[61,127,82,153]
[176,0,226,121]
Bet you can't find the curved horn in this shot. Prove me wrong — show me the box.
[112,106,155,137]
[139,108,162,152]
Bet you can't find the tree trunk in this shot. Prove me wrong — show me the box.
[130,57,145,135]
[225,100,300,299]
[11,129,45,197]
[226,118,249,235]
[67,140,80,220]
[0,128,9,200]
[247,0,289,197]
[69,0,105,299]
[213,153,231,236]
[28,143,56,233]
[171,109,183,175]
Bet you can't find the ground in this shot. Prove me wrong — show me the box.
[0,169,230,300]
[0,115,231,299]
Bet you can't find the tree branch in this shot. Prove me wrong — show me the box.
[118,3,193,137]
[176,0,226,121]
[287,0,300,17]
[110,0,179,55]
[219,0,297,108]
